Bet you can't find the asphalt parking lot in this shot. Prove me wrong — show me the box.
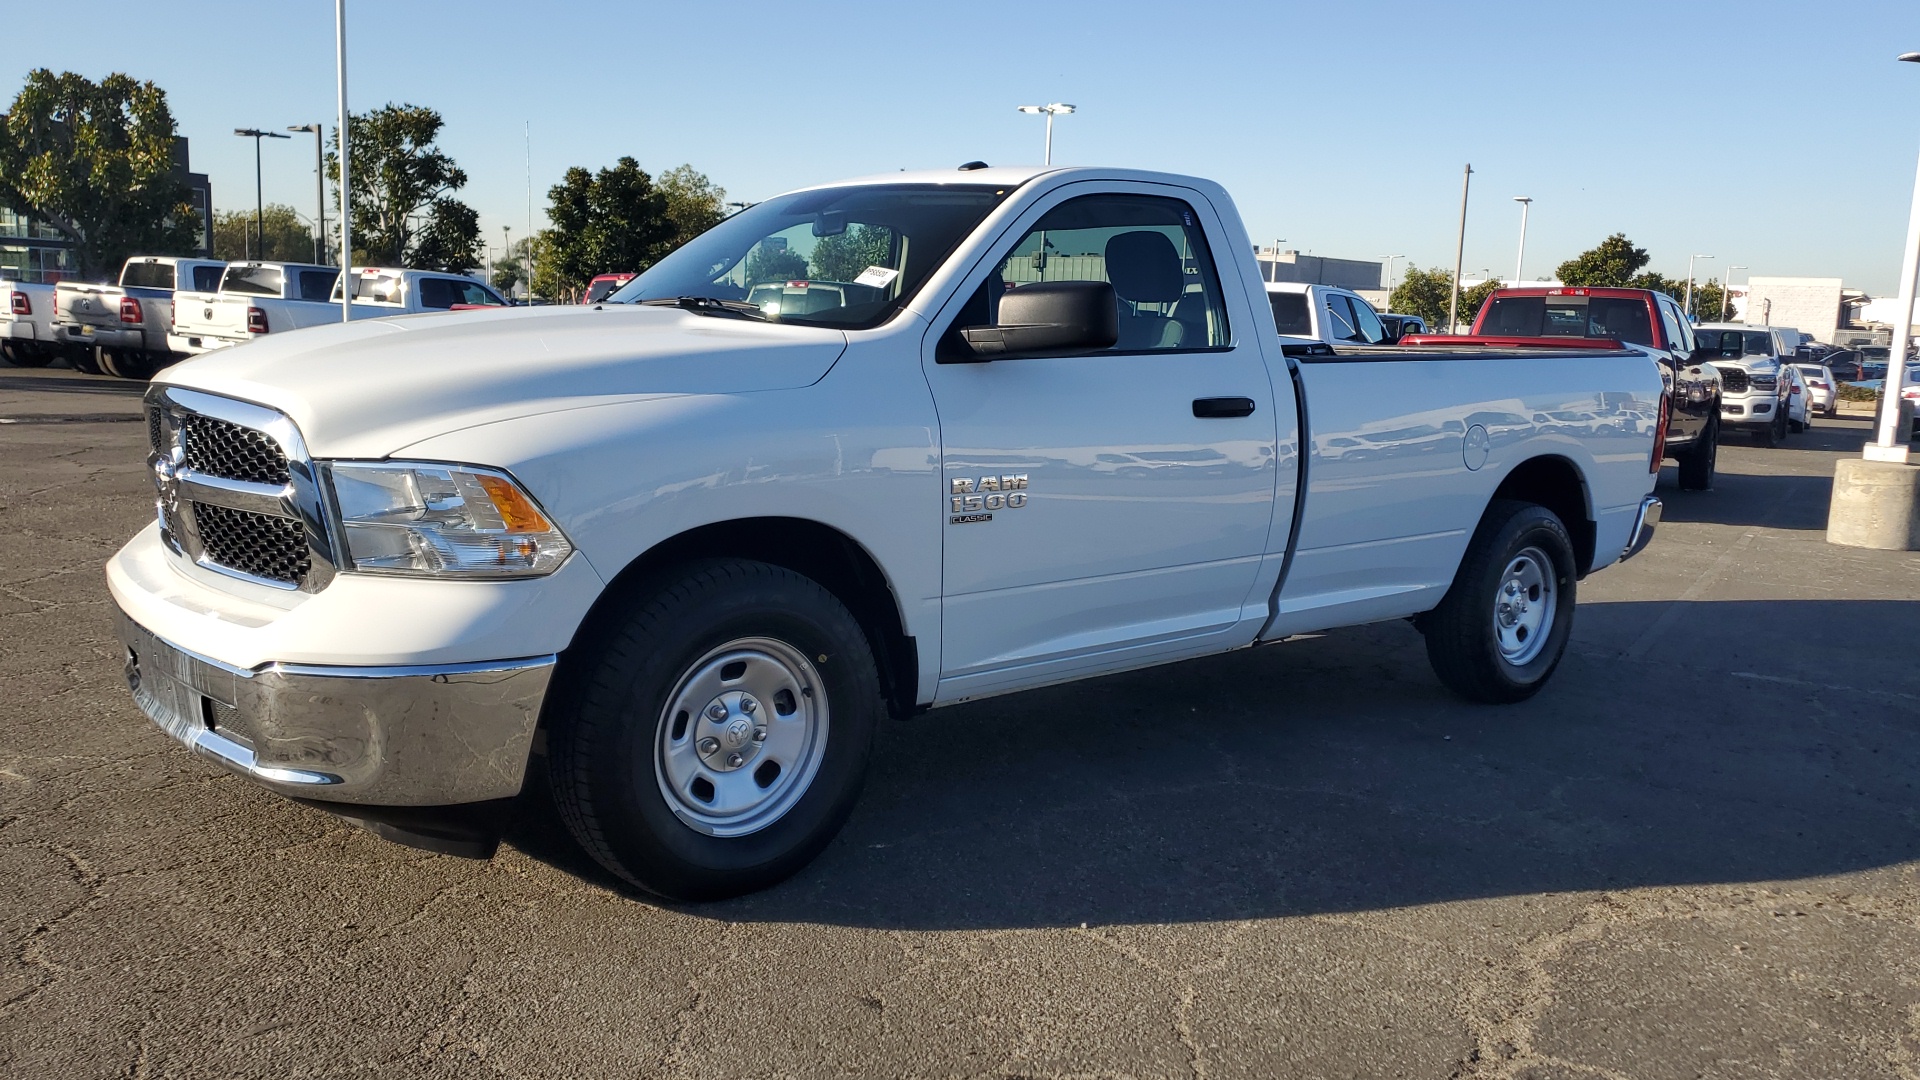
[2,364,1917,1079]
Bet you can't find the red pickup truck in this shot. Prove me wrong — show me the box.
[1404,287,1724,491]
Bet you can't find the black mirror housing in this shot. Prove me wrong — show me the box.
[952,281,1118,361]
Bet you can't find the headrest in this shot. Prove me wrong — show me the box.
[1105,231,1183,304]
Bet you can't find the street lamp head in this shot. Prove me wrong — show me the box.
[1513,196,1532,204]
[1898,52,1920,62]
[1017,103,1076,115]
[288,124,321,134]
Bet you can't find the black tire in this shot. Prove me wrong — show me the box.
[547,558,882,901]
[1752,413,1780,448]
[1789,418,1805,434]
[1420,499,1577,704]
[1,341,55,368]
[102,349,160,381]
[67,346,103,375]
[1674,414,1718,491]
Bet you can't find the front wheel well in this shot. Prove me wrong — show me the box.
[1489,456,1595,577]
[563,519,920,721]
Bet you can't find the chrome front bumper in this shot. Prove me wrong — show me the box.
[115,608,553,806]
[1620,495,1661,563]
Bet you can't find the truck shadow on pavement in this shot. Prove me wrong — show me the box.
[501,598,1920,928]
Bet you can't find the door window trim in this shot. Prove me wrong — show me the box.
[924,180,1244,363]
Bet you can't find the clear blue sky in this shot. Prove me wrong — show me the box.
[15,0,1920,293]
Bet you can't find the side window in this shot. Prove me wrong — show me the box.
[1322,293,1359,341]
[941,192,1229,358]
[457,281,502,306]
[1347,295,1387,344]
[299,270,339,302]
[1655,299,1684,353]
[416,277,458,310]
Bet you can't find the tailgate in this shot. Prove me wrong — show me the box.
[55,285,123,331]
[173,295,255,341]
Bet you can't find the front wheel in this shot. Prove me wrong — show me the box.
[1420,500,1577,704]
[546,559,882,901]
[1674,415,1718,491]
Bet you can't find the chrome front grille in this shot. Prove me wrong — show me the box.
[1721,369,1750,393]
[146,386,337,593]
[181,414,291,486]
[192,503,313,585]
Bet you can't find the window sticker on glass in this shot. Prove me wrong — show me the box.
[854,265,900,289]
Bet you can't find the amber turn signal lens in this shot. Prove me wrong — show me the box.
[476,474,553,533]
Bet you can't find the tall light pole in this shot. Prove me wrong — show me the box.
[1016,103,1076,165]
[233,128,290,260]
[1512,196,1532,283]
[288,124,326,264]
[1721,265,1746,322]
[1381,254,1404,294]
[1684,254,1713,320]
[335,0,353,322]
[1448,164,1472,333]
[1265,239,1288,283]
[502,225,512,298]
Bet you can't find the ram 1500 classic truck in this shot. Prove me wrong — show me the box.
[109,166,1665,900]
[1413,286,1725,490]
[0,279,65,367]
[54,257,226,379]
[168,261,343,356]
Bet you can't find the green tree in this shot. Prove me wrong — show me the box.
[1556,233,1651,287]
[1388,265,1457,332]
[1459,278,1504,327]
[0,69,200,280]
[808,225,893,282]
[1692,279,1734,323]
[212,204,317,262]
[325,104,480,271]
[545,156,670,296]
[656,164,726,248]
[745,242,807,284]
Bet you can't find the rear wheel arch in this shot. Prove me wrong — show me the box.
[1487,455,1595,577]
[561,518,920,722]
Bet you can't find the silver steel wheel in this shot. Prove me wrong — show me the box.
[654,636,829,838]
[1492,546,1556,666]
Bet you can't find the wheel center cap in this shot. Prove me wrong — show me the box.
[722,716,752,749]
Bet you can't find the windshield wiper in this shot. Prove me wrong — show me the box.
[637,296,769,321]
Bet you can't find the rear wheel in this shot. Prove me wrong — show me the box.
[1674,415,1718,491]
[101,349,161,381]
[1420,500,1577,704]
[1,341,55,368]
[547,559,882,901]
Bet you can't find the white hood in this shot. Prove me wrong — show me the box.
[156,304,847,458]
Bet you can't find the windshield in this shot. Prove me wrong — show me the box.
[332,271,403,304]
[220,265,285,297]
[1268,292,1311,336]
[610,183,1012,328]
[121,262,175,291]
[1477,295,1655,346]
[1697,330,1776,358]
[584,277,628,304]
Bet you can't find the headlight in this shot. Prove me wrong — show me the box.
[327,461,572,578]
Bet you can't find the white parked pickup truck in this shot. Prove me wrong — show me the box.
[0,279,65,367]
[170,265,505,355]
[54,257,225,378]
[109,166,1665,900]
[1693,323,1798,447]
[168,261,342,356]
[1265,281,1400,349]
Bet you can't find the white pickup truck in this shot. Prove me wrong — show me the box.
[167,261,342,356]
[0,279,65,367]
[109,166,1665,900]
[1265,280,1400,348]
[168,265,509,355]
[54,257,225,378]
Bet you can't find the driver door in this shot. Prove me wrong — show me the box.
[921,186,1282,702]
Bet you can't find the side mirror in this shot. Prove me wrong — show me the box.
[952,281,1118,361]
